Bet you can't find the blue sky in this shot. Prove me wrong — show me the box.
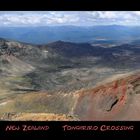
[0,11,140,26]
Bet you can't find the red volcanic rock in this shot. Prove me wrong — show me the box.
[73,73,140,121]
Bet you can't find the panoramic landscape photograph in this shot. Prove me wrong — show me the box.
[0,11,140,121]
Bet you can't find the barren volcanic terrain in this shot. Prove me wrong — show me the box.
[0,38,140,121]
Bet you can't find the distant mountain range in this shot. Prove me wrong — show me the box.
[1,25,140,44]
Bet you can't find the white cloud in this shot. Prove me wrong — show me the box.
[0,11,140,26]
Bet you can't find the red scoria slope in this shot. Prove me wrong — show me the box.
[73,72,140,120]
[0,72,140,121]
